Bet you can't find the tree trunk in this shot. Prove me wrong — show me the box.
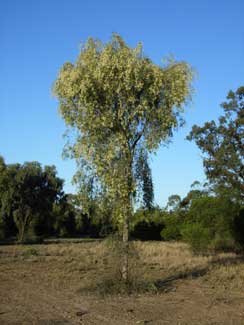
[120,149,133,283]
[14,208,29,243]
[18,223,25,243]
[121,213,129,282]
[121,163,133,282]
[18,215,27,243]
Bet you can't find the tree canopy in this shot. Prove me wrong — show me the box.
[0,158,64,242]
[188,86,244,201]
[54,34,192,214]
[54,34,193,280]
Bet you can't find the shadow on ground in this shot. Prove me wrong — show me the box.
[154,253,244,291]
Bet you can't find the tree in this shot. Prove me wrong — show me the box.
[135,149,154,209]
[187,86,244,201]
[52,194,77,237]
[181,195,240,253]
[0,156,8,239]
[0,160,64,242]
[131,207,165,240]
[0,162,20,239]
[166,194,182,212]
[161,194,184,241]
[54,34,193,281]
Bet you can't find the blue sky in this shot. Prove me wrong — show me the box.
[1,0,243,206]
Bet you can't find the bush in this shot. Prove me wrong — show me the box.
[131,207,164,241]
[209,233,236,252]
[233,208,244,248]
[160,213,183,241]
[131,220,163,241]
[181,223,236,254]
[181,223,211,254]
[180,195,244,253]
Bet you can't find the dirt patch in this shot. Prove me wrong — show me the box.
[1,241,244,324]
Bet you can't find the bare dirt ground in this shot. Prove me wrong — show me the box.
[1,240,244,324]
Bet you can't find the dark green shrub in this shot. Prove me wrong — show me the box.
[182,195,242,253]
[160,213,182,241]
[181,223,211,254]
[131,207,164,241]
[131,220,164,240]
[233,208,244,248]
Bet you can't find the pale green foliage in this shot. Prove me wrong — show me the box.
[53,34,193,230]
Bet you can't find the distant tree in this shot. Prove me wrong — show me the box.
[0,160,64,242]
[53,194,77,237]
[0,162,20,239]
[180,181,210,210]
[54,34,193,281]
[161,184,208,241]
[181,195,240,252]
[162,177,244,252]
[0,156,8,238]
[188,86,244,201]
[166,194,181,212]
[131,206,165,240]
[0,156,5,173]
[161,194,184,241]
[135,150,154,209]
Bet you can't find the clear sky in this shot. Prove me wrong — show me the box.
[1,0,243,206]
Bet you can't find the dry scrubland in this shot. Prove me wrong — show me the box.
[1,240,244,324]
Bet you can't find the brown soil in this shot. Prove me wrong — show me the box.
[1,241,244,324]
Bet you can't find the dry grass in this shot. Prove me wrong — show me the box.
[1,240,244,294]
[1,240,244,324]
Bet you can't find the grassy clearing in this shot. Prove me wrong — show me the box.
[1,240,244,294]
[1,240,244,324]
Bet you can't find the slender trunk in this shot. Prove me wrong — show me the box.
[19,223,25,243]
[18,215,27,243]
[121,212,129,282]
[121,156,133,282]
[16,208,29,243]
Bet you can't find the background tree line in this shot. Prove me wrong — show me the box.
[160,85,244,253]
[0,158,115,242]
[1,85,244,253]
